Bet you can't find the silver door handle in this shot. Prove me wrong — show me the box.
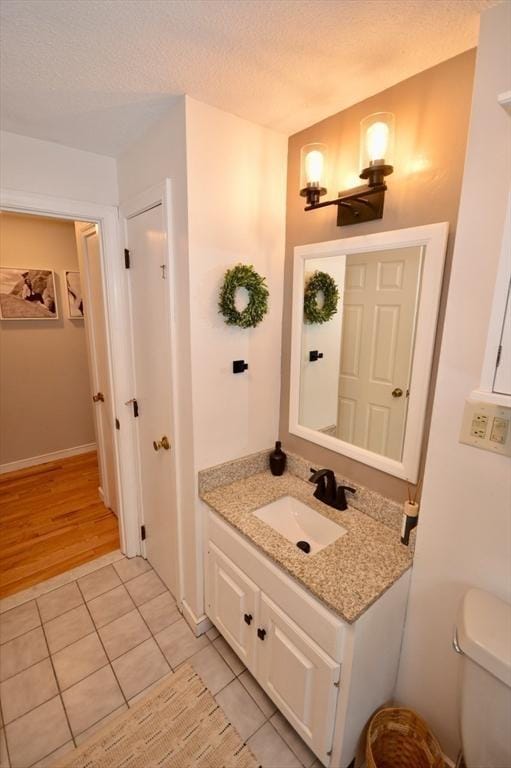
[452,629,464,655]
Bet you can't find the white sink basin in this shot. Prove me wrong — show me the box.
[253,495,347,554]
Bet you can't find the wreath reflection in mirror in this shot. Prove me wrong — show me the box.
[303,270,339,324]
[219,263,269,328]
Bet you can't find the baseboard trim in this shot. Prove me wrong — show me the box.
[181,600,212,637]
[0,443,97,474]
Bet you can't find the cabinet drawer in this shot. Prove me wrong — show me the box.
[207,511,345,661]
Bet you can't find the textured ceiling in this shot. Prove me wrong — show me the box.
[0,0,498,157]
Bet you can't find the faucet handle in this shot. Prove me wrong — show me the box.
[309,468,329,502]
[336,485,356,511]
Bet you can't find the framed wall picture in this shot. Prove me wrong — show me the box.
[0,267,58,320]
[64,270,84,318]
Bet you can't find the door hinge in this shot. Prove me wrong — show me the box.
[115,418,120,430]
[125,398,139,417]
[141,525,146,541]
[124,248,130,269]
[496,344,502,369]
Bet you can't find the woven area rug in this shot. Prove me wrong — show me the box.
[52,664,259,768]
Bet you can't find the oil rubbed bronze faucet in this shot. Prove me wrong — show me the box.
[309,468,356,511]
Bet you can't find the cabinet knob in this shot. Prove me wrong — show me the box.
[244,613,253,626]
[257,628,266,641]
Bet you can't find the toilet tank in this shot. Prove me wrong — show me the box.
[456,589,511,768]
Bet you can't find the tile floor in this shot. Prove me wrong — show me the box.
[0,555,322,768]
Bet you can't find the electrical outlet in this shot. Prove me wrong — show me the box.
[460,400,511,456]
[470,414,488,439]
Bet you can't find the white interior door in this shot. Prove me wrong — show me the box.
[338,246,422,460]
[75,223,118,514]
[125,203,178,597]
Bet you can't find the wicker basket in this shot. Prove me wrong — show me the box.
[366,707,445,768]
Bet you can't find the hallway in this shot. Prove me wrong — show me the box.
[0,452,119,599]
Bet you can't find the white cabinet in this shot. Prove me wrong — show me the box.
[206,542,258,671]
[258,593,340,760]
[205,510,410,768]
[206,541,339,764]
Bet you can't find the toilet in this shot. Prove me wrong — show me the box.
[455,588,511,768]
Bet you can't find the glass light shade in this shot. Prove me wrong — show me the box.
[300,143,328,192]
[359,113,395,170]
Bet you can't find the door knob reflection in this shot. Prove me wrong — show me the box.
[153,436,171,451]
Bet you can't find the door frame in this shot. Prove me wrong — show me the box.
[0,186,141,558]
[120,180,184,603]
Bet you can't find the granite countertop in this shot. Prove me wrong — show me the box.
[201,470,413,624]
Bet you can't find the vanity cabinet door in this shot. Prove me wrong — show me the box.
[206,542,258,672]
[257,593,340,763]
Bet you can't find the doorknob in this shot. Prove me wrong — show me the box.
[392,388,403,398]
[92,392,104,402]
[153,436,171,451]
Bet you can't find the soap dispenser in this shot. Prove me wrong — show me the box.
[269,441,286,476]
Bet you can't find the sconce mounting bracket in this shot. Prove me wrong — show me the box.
[336,185,386,226]
[303,182,387,227]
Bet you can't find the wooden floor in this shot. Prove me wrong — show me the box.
[0,451,120,599]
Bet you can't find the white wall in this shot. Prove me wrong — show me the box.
[185,97,288,471]
[395,2,511,760]
[299,255,345,431]
[0,131,118,205]
[185,97,287,620]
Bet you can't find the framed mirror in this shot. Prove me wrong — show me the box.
[289,223,448,482]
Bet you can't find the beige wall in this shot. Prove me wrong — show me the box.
[0,212,95,465]
[280,50,476,501]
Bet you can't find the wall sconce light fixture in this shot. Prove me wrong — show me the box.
[299,112,395,226]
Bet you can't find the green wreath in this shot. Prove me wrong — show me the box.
[219,263,269,328]
[304,270,339,324]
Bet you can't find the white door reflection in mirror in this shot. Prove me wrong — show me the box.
[290,224,448,482]
[337,247,422,460]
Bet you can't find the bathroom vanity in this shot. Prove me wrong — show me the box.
[200,459,412,768]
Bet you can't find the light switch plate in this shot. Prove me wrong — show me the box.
[460,400,511,456]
